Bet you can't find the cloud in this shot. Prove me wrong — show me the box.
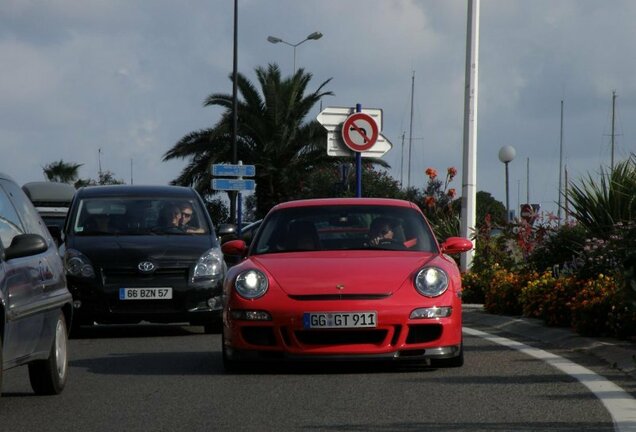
[1,0,635,219]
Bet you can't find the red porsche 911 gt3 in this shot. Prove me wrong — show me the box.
[220,198,473,370]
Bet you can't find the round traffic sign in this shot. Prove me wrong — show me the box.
[341,112,379,152]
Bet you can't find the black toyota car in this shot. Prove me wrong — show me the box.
[60,185,226,333]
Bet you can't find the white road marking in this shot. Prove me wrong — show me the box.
[464,327,636,432]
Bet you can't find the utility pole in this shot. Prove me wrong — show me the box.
[407,71,415,188]
[98,148,103,179]
[460,0,480,271]
[557,100,564,225]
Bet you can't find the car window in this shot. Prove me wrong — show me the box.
[252,205,435,254]
[0,179,50,240]
[0,181,24,248]
[70,197,210,236]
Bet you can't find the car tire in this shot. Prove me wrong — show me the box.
[222,333,242,373]
[203,318,223,334]
[0,335,4,396]
[430,342,464,368]
[28,312,69,395]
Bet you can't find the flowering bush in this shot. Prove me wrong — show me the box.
[519,271,554,319]
[570,274,620,336]
[568,273,635,339]
[524,274,579,327]
[461,271,486,304]
[421,166,460,240]
[483,265,523,315]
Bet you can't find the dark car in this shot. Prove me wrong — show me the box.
[1,172,73,395]
[60,185,226,333]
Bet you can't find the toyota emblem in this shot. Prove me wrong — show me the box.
[138,261,156,273]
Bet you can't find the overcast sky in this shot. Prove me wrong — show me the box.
[2,0,634,217]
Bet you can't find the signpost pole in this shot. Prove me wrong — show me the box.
[355,103,362,197]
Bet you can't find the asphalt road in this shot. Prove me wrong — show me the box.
[0,323,631,432]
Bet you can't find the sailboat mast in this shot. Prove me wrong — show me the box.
[611,90,616,170]
[400,131,405,186]
[407,71,415,188]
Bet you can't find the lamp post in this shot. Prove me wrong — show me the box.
[267,31,323,73]
[498,145,516,223]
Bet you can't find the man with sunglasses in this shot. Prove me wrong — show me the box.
[179,202,205,234]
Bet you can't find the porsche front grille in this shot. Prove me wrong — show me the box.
[294,329,388,345]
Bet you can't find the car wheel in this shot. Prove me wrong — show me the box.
[0,335,4,396]
[203,318,223,334]
[430,343,464,368]
[28,312,69,395]
[222,333,242,373]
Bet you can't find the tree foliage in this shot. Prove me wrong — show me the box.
[566,154,636,237]
[42,160,83,183]
[164,64,388,219]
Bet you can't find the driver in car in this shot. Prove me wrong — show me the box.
[368,218,395,246]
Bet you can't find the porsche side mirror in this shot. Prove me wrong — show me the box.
[441,237,473,254]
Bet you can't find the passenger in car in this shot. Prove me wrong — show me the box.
[158,205,183,233]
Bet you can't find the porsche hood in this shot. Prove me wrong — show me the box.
[251,251,441,296]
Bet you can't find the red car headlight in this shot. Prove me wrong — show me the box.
[414,267,449,297]
[235,269,269,299]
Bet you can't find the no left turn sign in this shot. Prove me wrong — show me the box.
[341,112,379,152]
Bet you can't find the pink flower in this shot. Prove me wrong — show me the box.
[425,168,438,179]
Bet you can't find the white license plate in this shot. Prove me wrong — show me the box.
[119,287,173,300]
[303,312,377,329]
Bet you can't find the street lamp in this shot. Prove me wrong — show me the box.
[498,145,516,223]
[267,31,323,73]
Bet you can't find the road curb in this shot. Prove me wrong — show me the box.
[463,304,636,380]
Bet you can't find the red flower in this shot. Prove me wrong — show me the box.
[425,168,438,179]
[447,188,457,199]
[424,196,436,208]
[447,167,457,179]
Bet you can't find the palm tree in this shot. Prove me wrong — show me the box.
[164,63,387,219]
[42,160,83,183]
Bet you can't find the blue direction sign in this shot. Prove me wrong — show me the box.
[212,164,255,177]
[212,178,256,191]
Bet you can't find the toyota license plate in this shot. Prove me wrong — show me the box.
[303,312,377,329]
[119,288,173,300]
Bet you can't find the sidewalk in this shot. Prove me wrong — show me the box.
[462,304,636,380]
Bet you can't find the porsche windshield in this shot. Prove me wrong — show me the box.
[252,205,437,253]
[71,197,209,235]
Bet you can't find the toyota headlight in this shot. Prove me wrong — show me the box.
[193,247,225,282]
[64,248,95,278]
[235,269,268,299]
[414,267,449,297]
